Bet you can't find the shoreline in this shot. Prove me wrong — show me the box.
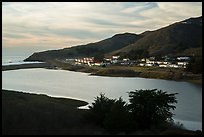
[2,89,88,107]
[47,60,202,85]
[2,61,202,85]
[2,62,53,71]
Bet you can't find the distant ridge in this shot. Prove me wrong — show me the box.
[114,16,202,57]
[25,16,202,62]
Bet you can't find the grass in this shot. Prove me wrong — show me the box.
[47,60,202,84]
[2,89,105,135]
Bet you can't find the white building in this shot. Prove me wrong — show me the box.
[169,64,179,68]
[93,62,101,66]
[123,58,130,61]
[177,61,188,68]
[177,57,190,61]
[139,63,145,66]
[177,61,188,66]
[112,56,120,60]
[146,63,153,67]
[140,58,146,62]
[159,64,168,68]
[146,59,155,64]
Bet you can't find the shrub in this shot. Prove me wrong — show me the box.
[88,94,133,134]
[128,89,178,129]
[88,93,115,126]
[103,97,134,134]
[88,89,178,134]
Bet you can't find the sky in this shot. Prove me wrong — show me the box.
[2,2,202,57]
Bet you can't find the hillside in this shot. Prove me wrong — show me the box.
[25,33,141,62]
[25,16,202,62]
[114,16,202,57]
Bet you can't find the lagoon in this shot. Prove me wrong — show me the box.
[2,68,202,131]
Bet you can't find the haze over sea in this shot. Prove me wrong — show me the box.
[2,47,51,64]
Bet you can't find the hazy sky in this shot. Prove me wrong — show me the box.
[2,2,202,54]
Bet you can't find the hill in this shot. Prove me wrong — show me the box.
[25,16,202,62]
[114,16,202,57]
[25,33,141,62]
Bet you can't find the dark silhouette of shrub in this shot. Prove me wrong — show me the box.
[128,89,178,129]
[103,97,134,134]
[89,89,178,133]
[88,93,115,126]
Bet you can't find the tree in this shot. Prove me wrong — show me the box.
[128,89,178,129]
[88,94,134,134]
[103,97,134,134]
[88,93,115,126]
[88,90,178,133]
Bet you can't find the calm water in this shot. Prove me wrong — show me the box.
[2,68,202,131]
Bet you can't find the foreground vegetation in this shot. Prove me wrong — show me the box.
[2,89,202,135]
[2,90,104,135]
[86,89,185,135]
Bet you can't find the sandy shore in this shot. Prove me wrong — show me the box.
[2,62,53,71]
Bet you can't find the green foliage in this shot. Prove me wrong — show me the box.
[128,89,178,129]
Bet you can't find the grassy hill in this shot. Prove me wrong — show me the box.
[115,16,202,57]
[25,16,202,62]
[24,33,141,62]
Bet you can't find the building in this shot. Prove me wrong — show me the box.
[146,59,155,64]
[177,56,190,61]
[169,64,179,68]
[112,56,120,60]
[177,61,188,68]
[159,64,168,67]
[139,63,145,66]
[123,58,130,61]
[75,57,94,66]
